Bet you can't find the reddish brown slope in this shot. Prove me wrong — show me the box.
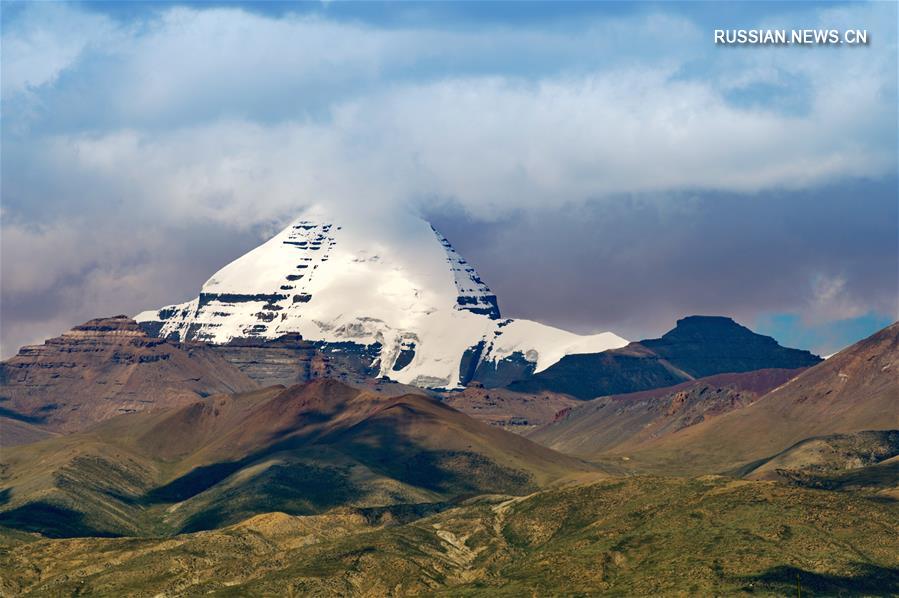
[528,368,801,457]
[114,379,390,467]
[0,417,56,447]
[0,316,258,433]
[441,386,580,433]
[105,378,592,484]
[330,388,594,488]
[612,322,899,473]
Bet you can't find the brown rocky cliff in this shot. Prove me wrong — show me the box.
[0,316,258,436]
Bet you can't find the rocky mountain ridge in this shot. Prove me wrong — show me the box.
[0,316,257,436]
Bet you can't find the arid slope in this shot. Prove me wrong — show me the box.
[0,316,257,435]
[0,379,592,538]
[595,322,899,474]
[529,368,801,456]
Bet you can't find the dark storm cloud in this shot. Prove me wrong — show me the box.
[428,177,898,352]
[0,218,272,356]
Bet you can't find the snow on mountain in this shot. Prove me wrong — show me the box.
[135,209,627,388]
[431,225,501,319]
[485,319,629,373]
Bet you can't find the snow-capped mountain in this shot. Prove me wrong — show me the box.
[135,210,627,388]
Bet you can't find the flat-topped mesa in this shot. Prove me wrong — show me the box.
[15,316,160,360]
[61,315,149,339]
[641,315,821,378]
[653,315,773,345]
[507,315,823,399]
[0,316,257,434]
[135,211,628,389]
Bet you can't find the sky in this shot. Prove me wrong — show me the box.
[1,0,897,358]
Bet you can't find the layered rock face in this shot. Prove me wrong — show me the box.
[0,316,257,433]
[208,335,381,387]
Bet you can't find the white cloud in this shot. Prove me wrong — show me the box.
[2,3,893,225]
[18,62,892,229]
[805,273,871,324]
[0,3,121,99]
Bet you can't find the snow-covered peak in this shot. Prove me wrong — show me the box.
[136,210,627,388]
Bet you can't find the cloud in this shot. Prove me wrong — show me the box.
[806,273,871,324]
[0,3,120,99]
[7,62,895,226]
[2,4,894,222]
[2,7,706,131]
[1,1,896,356]
[427,175,898,353]
[0,216,268,356]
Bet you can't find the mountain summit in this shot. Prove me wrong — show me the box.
[640,315,822,378]
[136,211,627,388]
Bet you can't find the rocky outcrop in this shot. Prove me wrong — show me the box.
[641,316,822,378]
[209,334,381,387]
[0,316,258,433]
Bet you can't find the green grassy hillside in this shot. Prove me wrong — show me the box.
[2,476,896,596]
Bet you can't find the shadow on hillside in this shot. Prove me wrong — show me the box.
[0,398,536,538]
[0,501,121,538]
[134,402,535,534]
[799,461,899,493]
[145,461,245,503]
[143,407,343,506]
[740,564,899,595]
[177,461,360,533]
[0,406,47,425]
[325,404,535,495]
[144,399,535,503]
